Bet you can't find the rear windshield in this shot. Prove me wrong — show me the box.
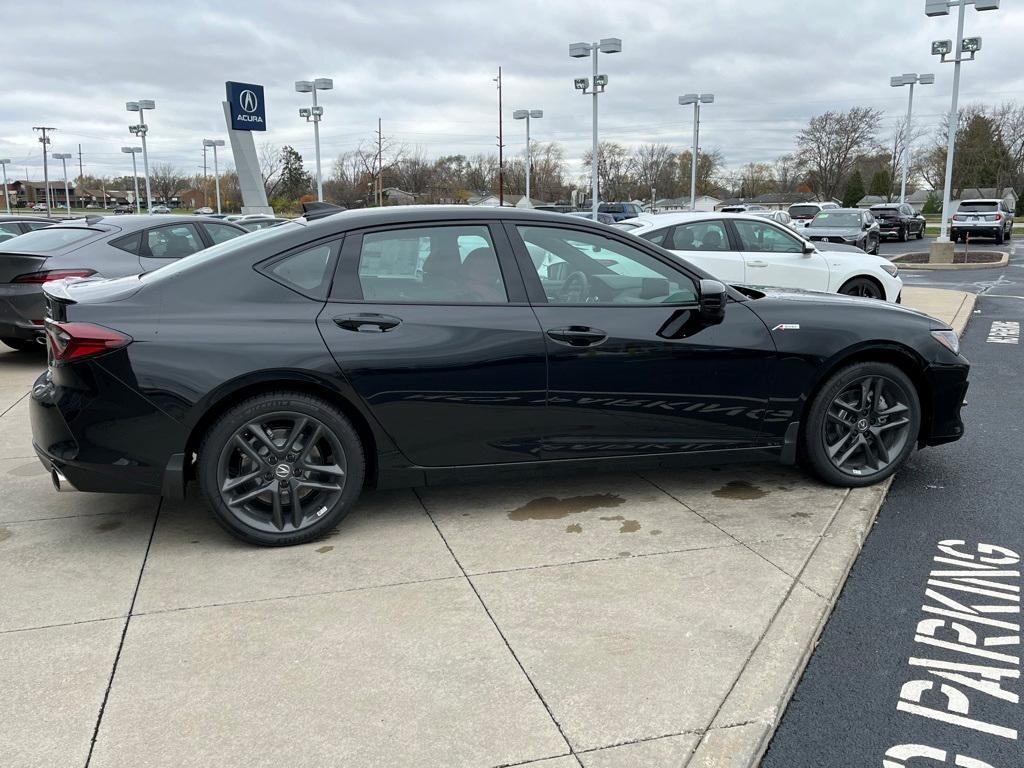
[810,212,861,228]
[872,208,900,217]
[0,227,95,252]
[599,204,625,213]
[788,205,820,218]
[958,201,998,213]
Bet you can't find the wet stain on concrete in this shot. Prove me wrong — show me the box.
[650,529,662,536]
[618,551,631,557]
[791,511,811,519]
[619,520,641,533]
[95,520,123,533]
[713,480,767,500]
[565,523,583,534]
[316,545,334,554]
[599,515,624,521]
[507,493,625,521]
[776,485,794,492]
[8,462,47,477]
[189,540,200,544]
[0,527,11,544]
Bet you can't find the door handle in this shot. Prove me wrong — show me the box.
[747,260,769,268]
[333,313,402,333]
[546,326,607,347]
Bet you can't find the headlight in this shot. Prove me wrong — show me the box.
[931,329,959,355]
[880,263,899,277]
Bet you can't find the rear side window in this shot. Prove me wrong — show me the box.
[0,227,93,252]
[673,220,730,252]
[261,242,337,299]
[144,224,203,259]
[110,232,142,254]
[203,222,244,244]
[0,223,21,241]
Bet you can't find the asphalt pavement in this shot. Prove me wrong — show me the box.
[763,239,1023,766]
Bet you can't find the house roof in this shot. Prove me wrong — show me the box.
[917,187,1018,201]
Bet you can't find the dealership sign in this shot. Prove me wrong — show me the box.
[226,81,266,131]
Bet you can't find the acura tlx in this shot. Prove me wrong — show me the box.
[30,206,969,546]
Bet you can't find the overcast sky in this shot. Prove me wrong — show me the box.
[3,0,1023,184]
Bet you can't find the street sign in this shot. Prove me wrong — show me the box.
[225,81,266,131]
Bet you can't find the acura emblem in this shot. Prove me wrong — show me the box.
[274,463,291,479]
[239,89,259,113]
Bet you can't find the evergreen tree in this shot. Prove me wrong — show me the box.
[868,169,891,199]
[842,172,866,208]
[923,191,941,215]
[277,146,312,201]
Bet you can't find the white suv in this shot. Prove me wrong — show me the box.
[951,199,1015,244]
[788,201,839,230]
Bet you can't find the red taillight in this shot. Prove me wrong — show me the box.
[12,269,96,284]
[994,213,1003,221]
[953,214,965,221]
[44,320,131,362]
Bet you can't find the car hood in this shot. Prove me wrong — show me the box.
[744,285,940,325]
[805,227,862,238]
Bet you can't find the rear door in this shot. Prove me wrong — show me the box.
[731,218,829,292]
[640,219,746,284]
[317,220,549,466]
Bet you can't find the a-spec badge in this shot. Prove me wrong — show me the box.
[771,323,801,331]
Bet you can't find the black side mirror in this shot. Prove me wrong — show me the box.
[698,279,727,325]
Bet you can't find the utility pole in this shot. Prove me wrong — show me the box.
[202,143,209,207]
[33,127,55,211]
[77,144,84,204]
[495,67,504,206]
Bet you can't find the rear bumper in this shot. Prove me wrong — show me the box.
[0,284,45,340]
[951,225,1002,239]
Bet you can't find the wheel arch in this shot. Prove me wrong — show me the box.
[838,273,887,299]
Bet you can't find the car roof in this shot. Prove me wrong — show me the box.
[958,198,1003,203]
[869,203,903,208]
[0,215,61,223]
[42,214,241,233]
[623,210,797,230]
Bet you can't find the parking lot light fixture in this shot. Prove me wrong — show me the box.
[52,152,72,218]
[890,73,934,203]
[926,0,1001,243]
[126,100,155,214]
[679,93,714,211]
[513,109,543,205]
[295,78,333,201]
[0,159,10,215]
[121,147,142,213]
[202,139,226,215]
[570,38,622,218]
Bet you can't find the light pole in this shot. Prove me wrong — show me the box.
[203,139,225,214]
[32,127,55,211]
[679,93,714,210]
[295,78,333,201]
[513,109,543,205]
[925,0,1001,244]
[0,159,10,215]
[890,73,935,203]
[52,152,72,218]
[570,38,622,218]
[126,100,155,213]
[121,147,142,213]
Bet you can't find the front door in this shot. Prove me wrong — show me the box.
[508,222,777,460]
[730,218,830,292]
[318,221,549,467]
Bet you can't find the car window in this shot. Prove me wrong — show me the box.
[110,232,142,254]
[671,220,730,252]
[958,201,997,213]
[357,225,507,304]
[145,224,203,259]
[516,225,696,306]
[0,223,21,241]
[788,205,820,218]
[0,227,93,252]
[263,242,335,298]
[23,222,51,232]
[734,219,803,253]
[203,222,244,244]
[639,227,670,246]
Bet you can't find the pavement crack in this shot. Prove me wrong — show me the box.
[414,489,584,768]
[83,498,162,768]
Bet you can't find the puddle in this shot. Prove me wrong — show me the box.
[316,545,334,554]
[565,523,582,534]
[0,527,10,544]
[507,493,625,521]
[8,462,46,477]
[95,520,123,533]
[619,520,641,533]
[713,480,767,500]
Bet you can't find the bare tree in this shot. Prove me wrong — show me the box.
[772,154,802,194]
[738,162,776,198]
[149,163,184,205]
[796,107,883,199]
[582,141,631,201]
[259,141,283,199]
[628,144,675,203]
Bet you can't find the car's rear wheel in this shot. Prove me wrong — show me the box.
[804,362,920,487]
[199,392,365,546]
[839,277,884,300]
[2,337,41,353]
[995,228,1004,245]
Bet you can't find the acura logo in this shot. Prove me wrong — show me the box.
[275,463,291,479]
[239,89,259,113]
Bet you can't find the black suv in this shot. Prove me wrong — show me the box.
[869,203,926,241]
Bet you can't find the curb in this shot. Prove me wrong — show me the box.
[891,251,1008,270]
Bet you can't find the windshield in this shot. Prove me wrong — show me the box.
[958,201,998,213]
[141,219,305,282]
[0,227,96,252]
[810,212,861,228]
[788,205,820,218]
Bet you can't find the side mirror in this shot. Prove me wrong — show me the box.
[698,279,727,325]
[802,241,816,256]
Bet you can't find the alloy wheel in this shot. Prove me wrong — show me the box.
[823,375,912,477]
[216,411,347,533]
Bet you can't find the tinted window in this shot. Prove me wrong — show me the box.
[0,227,93,252]
[145,224,203,259]
[111,232,142,254]
[203,222,244,244]
[0,223,21,241]
[639,227,670,246]
[517,225,696,306]
[357,225,506,304]
[733,220,803,253]
[873,207,899,218]
[671,220,730,252]
[958,201,997,213]
[22,222,52,231]
[788,205,820,218]
[264,242,335,298]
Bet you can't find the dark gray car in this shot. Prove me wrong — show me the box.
[804,208,881,255]
[0,216,62,245]
[0,214,246,351]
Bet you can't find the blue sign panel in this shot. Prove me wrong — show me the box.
[226,81,266,131]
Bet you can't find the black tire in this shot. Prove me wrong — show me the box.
[804,362,921,487]
[916,224,925,239]
[870,238,880,256]
[839,277,884,300]
[2,337,41,353]
[995,228,1004,245]
[898,225,908,242]
[198,391,365,546]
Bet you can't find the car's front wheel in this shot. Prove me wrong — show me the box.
[898,226,908,242]
[804,362,920,487]
[199,392,365,546]
[839,277,884,300]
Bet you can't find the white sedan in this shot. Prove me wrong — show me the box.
[623,212,902,302]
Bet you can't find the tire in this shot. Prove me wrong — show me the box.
[839,276,884,300]
[804,362,921,487]
[898,226,908,242]
[916,224,925,240]
[2,337,42,353]
[198,391,366,546]
[995,228,1004,245]
[871,238,880,256]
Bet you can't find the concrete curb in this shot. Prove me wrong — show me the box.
[891,251,1008,270]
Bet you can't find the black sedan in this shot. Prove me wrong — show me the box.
[870,203,926,241]
[31,206,969,546]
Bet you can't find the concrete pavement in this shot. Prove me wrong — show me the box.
[0,287,975,768]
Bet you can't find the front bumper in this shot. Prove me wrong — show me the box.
[920,363,969,447]
[0,284,46,340]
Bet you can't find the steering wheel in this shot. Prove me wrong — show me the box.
[559,271,591,303]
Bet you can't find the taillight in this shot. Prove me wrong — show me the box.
[993,213,1003,221]
[953,214,965,221]
[12,269,96,284]
[44,320,131,362]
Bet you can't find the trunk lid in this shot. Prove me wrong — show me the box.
[43,275,144,322]
[0,251,48,283]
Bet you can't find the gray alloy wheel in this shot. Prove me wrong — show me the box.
[804,362,920,487]
[199,392,365,546]
[839,277,884,300]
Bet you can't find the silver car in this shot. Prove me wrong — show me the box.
[803,208,881,254]
[951,199,1015,244]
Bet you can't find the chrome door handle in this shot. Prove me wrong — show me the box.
[747,260,769,268]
